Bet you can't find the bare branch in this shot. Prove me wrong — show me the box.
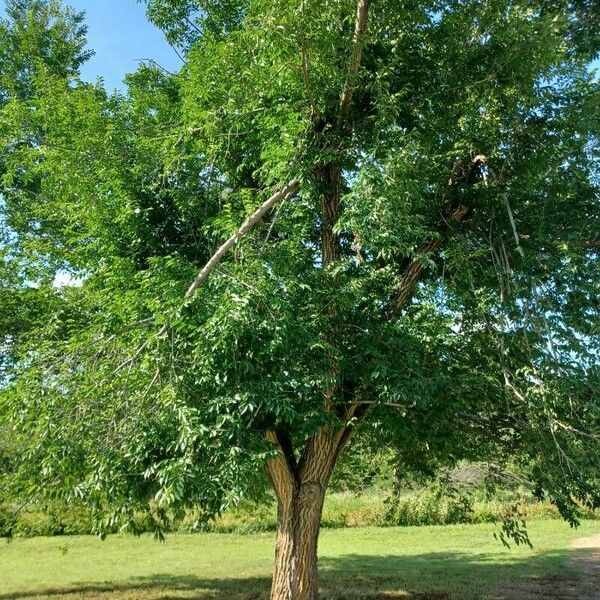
[553,420,600,440]
[503,195,525,259]
[185,180,300,300]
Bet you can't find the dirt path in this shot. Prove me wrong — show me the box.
[494,534,600,600]
[570,534,600,600]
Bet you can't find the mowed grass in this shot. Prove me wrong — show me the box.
[1,520,599,600]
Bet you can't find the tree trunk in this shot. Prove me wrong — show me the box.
[267,425,353,600]
[270,480,326,600]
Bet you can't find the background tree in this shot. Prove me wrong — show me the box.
[0,0,92,379]
[1,1,599,599]
[0,0,93,508]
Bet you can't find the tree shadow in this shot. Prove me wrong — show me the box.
[1,546,596,600]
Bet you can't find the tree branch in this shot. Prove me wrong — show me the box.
[299,1,317,116]
[339,0,370,124]
[158,179,300,335]
[318,1,371,266]
[184,180,300,300]
[504,195,525,259]
[388,155,486,315]
[275,427,299,480]
[265,431,299,499]
[390,204,470,314]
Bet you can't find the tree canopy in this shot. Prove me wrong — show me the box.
[1,0,599,598]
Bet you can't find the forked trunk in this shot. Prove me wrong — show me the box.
[270,481,326,600]
[267,425,353,600]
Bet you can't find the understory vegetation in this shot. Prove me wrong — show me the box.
[3,465,598,538]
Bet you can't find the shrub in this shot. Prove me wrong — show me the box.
[2,486,597,538]
[0,503,14,537]
[1,501,94,538]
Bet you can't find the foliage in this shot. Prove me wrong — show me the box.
[0,0,91,102]
[0,0,599,550]
[0,0,91,384]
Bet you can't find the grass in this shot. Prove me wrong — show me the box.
[1,519,599,599]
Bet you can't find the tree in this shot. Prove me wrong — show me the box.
[1,1,599,599]
[0,0,93,489]
[0,0,92,375]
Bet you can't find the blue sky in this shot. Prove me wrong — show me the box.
[66,0,182,90]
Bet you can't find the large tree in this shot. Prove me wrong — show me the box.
[0,0,91,377]
[0,0,92,475]
[1,0,599,599]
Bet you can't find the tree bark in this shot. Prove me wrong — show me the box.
[318,160,342,266]
[270,479,326,600]
[267,424,354,600]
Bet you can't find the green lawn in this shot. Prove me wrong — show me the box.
[1,520,599,599]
